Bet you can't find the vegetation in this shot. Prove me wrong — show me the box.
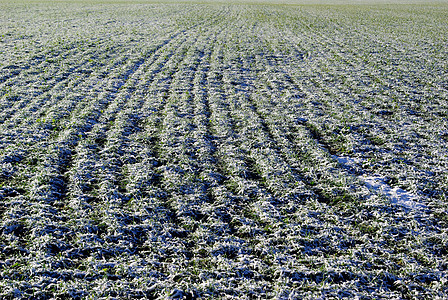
[0,1,447,298]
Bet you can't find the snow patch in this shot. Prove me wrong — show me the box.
[333,156,426,210]
[361,174,426,209]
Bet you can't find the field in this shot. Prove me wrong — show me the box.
[1,1,448,299]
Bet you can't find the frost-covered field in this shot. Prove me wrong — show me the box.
[1,1,447,299]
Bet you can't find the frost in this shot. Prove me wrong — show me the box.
[0,2,446,299]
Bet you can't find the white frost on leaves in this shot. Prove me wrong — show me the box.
[334,156,426,210]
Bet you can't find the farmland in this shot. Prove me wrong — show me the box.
[1,1,447,299]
